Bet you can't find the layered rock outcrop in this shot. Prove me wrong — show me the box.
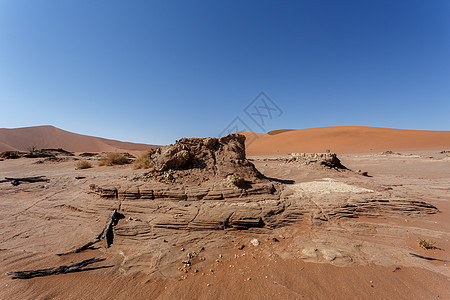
[89,135,438,233]
[289,153,346,169]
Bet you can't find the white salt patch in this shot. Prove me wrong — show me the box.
[292,178,374,194]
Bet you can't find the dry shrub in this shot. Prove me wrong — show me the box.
[133,151,154,169]
[418,239,441,250]
[98,152,130,166]
[76,160,92,169]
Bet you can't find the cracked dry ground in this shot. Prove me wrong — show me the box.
[0,151,449,299]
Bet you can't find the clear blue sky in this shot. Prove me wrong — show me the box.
[1,0,449,144]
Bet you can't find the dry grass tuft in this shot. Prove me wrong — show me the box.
[133,151,154,169]
[418,239,441,250]
[98,153,130,166]
[76,160,92,169]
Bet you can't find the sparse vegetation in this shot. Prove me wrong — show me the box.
[133,151,154,169]
[98,152,130,166]
[76,160,92,169]
[418,239,441,250]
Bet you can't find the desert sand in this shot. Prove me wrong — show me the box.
[0,128,449,299]
[242,126,450,155]
[0,125,155,154]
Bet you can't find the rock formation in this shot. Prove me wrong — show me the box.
[89,134,438,233]
[140,134,263,184]
[288,153,346,169]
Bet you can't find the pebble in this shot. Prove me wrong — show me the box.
[250,238,260,246]
[207,284,210,287]
[247,277,251,281]
[181,248,185,251]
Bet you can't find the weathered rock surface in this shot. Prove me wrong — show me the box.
[88,136,438,233]
[289,153,346,169]
[139,134,263,183]
[0,148,74,159]
[91,180,438,232]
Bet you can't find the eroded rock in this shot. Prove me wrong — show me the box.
[139,134,263,184]
[289,153,346,169]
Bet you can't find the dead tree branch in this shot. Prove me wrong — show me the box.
[5,257,105,279]
[57,209,124,256]
[3,176,49,186]
[409,252,450,262]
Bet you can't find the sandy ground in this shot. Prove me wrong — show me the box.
[0,150,449,299]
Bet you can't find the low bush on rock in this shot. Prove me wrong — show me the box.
[133,151,154,169]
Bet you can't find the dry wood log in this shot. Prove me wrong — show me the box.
[409,252,450,262]
[57,209,124,256]
[4,176,49,186]
[5,257,105,279]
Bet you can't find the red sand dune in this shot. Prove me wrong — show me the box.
[0,125,156,153]
[242,126,450,155]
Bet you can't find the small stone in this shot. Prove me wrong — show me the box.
[216,259,219,263]
[272,237,279,242]
[194,269,198,273]
[207,284,210,287]
[210,269,214,273]
[181,248,185,251]
[219,254,223,258]
[250,238,260,246]
[247,277,251,281]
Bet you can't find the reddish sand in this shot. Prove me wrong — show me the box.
[0,124,449,299]
[0,150,449,299]
[242,126,450,155]
[0,125,156,153]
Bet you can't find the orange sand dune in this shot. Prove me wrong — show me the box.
[0,125,156,153]
[242,126,450,155]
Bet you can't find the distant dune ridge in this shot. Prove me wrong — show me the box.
[0,125,155,153]
[0,125,449,155]
[241,126,450,155]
